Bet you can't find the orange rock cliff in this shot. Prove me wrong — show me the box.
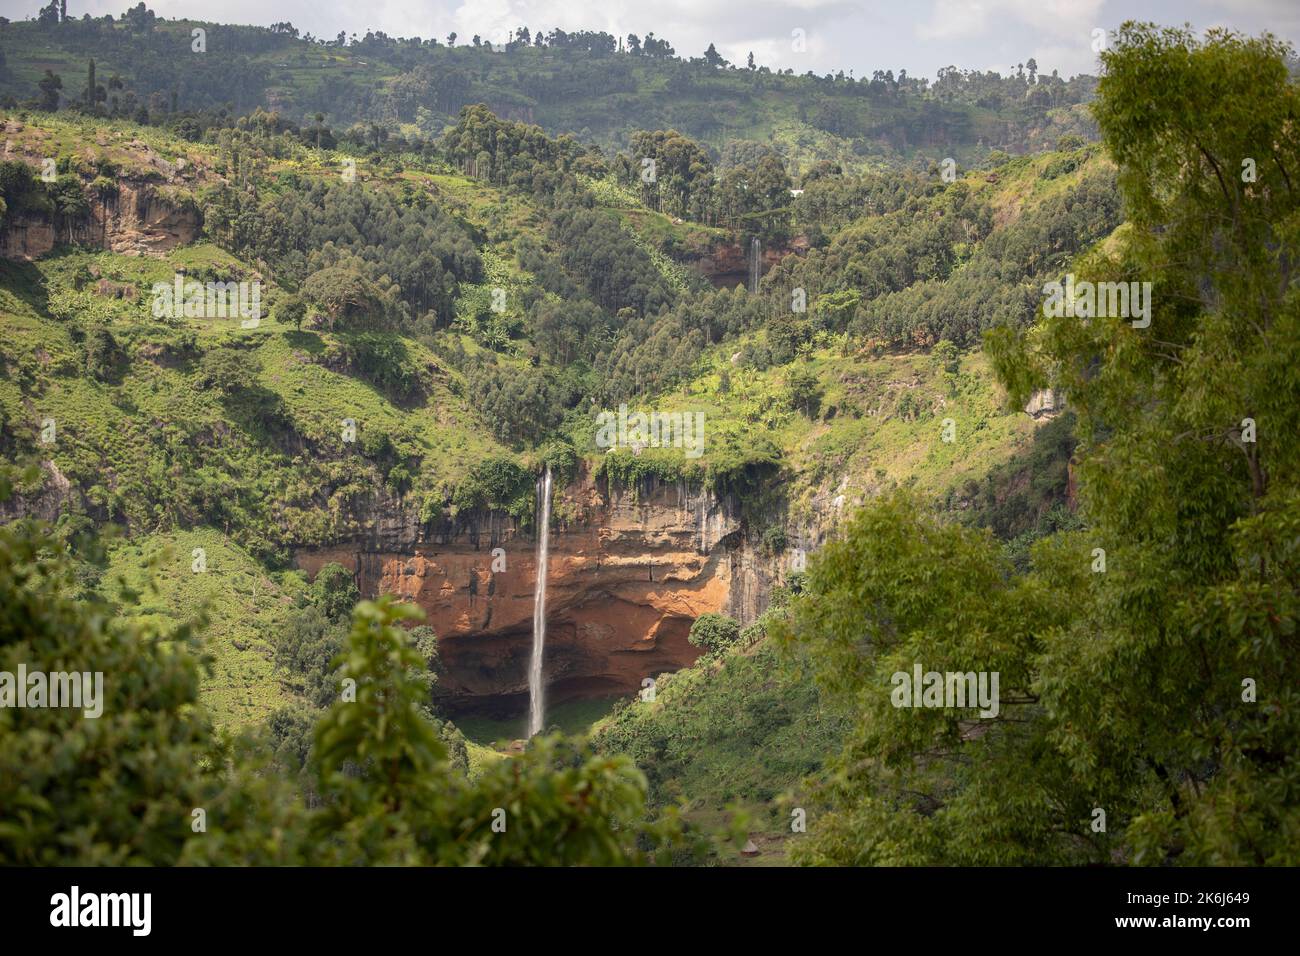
[295,468,780,715]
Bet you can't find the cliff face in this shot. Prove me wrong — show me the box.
[0,461,75,525]
[695,237,807,289]
[0,181,200,260]
[296,469,777,714]
[0,124,206,260]
[1024,388,1066,419]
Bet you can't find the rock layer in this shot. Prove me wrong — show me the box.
[296,469,772,714]
[0,181,199,260]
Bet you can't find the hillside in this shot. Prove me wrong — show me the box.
[0,11,1296,883]
[0,105,1098,868]
[0,104,1105,732]
[0,8,1099,174]
[0,11,1137,863]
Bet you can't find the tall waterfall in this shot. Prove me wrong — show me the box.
[527,464,553,737]
[748,236,761,293]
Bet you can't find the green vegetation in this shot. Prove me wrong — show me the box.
[776,26,1300,866]
[0,508,683,864]
[102,528,293,724]
[687,612,740,652]
[0,10,1098,173]
[592,634,851,861]
[1,9,1294,870]
[0,44,1099,863]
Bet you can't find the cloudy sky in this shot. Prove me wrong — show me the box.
[4,0,1297,80]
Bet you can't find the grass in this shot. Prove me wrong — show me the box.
[465,740,508,778]
[582,335,1040,527]
[564,143,1105,513]
[1,241,511,544]
[591,637,851,866]
[102,527,295,726]
[0,227,515,725]
[0,113,1080,779]
[0,111,222,190]
[0,116,582,737]
[455,694,627,749]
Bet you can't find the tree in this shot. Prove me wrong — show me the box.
[0,503,304,865]
[767,313,805,364]
[313,562,360,622]
[786,366,823,418]
[196,346,261,395]
[82,323,121,381]
[751,153,793,241]
[781,26,1300,866]
[0,161,46,223]
[277,293,308,331]
[932,338,960,375]
[0,497,682,865]
[301,266,386,331]
[274,605,348,708]
[688,613,740,652]
[47,174,88,241]
[122,2,155,34]
[309,596,683,864]
[37,69,62,111]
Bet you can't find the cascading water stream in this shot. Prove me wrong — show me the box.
[749,236,761,293]
[527,465,553,737]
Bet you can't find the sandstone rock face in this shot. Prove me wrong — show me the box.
[1,181,199,260]
[0,217,57,260]
[296,470,776,714]
[1024,388,1066,419]
[0,461,74,525]
[694,237,807,289]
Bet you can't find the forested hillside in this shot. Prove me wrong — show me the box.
[0,6,1296,873]
[0,4,1098,172]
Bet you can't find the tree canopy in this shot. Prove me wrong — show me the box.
[779,25,1300,866]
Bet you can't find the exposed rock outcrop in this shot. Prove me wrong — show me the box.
[694,237,807,289]
[0,461,75,525]
[0,180,200,260]
[295,468,779,714]
[1024,388,1066,419]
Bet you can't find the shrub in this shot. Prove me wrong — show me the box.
[688,612,740,652]
[312,562,359,622]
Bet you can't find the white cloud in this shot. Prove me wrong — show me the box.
[37,0,1299,82]
[918,0,1105,42]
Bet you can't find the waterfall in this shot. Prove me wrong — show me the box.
[748,236,761,293]
[527,464,553,737]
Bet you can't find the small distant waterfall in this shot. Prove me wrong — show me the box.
[748,236,762,293]
[527,465,553,737]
